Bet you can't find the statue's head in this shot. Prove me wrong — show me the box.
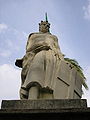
[39,21,50,33]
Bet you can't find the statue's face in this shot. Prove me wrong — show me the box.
[39,21,50,33]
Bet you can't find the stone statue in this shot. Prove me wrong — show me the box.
[15,17,63,99]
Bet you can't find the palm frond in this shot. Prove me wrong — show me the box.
[64,58,88,90]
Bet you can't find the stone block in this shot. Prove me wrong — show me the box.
[1,99,87,109]
[54,60,83,99]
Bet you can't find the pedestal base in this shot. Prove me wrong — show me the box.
[0,99,90,120]
[1,99,87,109]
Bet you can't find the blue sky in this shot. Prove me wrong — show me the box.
[0,0,90,106]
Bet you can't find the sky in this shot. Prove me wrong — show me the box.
[0,0,90,107]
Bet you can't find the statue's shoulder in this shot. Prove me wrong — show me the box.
[49,34,58,40]
[28,32,58,40]
[28,32,39,38]
[28,32,52,38]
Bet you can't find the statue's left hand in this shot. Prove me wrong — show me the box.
[15,59,23,68]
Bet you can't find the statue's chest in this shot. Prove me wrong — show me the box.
[28,34,55,47]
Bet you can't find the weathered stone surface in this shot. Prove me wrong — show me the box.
[18,32,63,100]
[1,99,87,109]
[54,60,83,99]
[0,99,89,120]
[15,20,85,100]
[15,20,65,100]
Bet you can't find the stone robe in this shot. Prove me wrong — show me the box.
[20,32,63,99]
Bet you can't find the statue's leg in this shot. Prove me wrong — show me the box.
[39,88,53,99]
[40,92,53,99]
[42,93,53,99]
[28,86,39,99]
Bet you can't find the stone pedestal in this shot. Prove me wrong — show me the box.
[1,99,87,109]
[0,99,90,120]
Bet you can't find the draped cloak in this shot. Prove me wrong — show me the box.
[20,33,63,99]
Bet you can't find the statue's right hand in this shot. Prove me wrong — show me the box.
[15,59,23,68]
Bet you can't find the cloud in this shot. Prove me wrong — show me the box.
[0,23,28,59]
[84,66,90,80]
[6,40,13,48]
[82,66,90,107]
[83,0,90,20]
[12,28,28,41]
[0,64,21,108]
[0,23,8,33]
[0,23,28,38]
[82,88,90,107]
[0,50,11,57]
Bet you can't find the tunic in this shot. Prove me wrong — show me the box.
[20,32,63,99]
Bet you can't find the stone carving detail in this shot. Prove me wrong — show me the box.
[15,20,63,99]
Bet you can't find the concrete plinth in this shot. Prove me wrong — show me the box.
[0,99,90,120]
[1,99,87,109]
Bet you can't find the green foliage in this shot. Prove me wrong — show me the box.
[64,58,88,90]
